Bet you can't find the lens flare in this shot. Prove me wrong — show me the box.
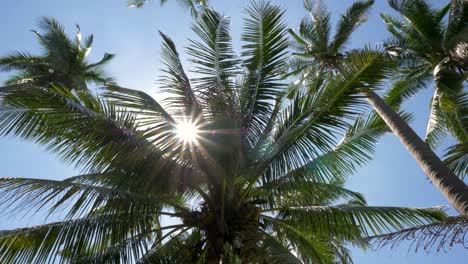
[175,120,199,143]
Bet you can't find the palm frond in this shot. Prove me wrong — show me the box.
[266,205,446,237]
[66,232,152,264]
[443,143,468,180]
[241,0,289,148]
[303,0,331,52]
[84,53,115,70]
[368,216,468,253]
[159,31,202,118]
[0,84,184,188]
[330,0,374,53]
[187,9,240,117]
[258,48,390,184]
[425,89,447,149]
[0,214,157,264]
[0,176,162,220]
[261,221,333,264]
[388,0,447,53]
[446,0,468,49]
[136,227,198,264]
[36,17,76,67]
[0,52,45,72]
[383,64,432,108]
[257,232,303,264]
[258,178,366,208]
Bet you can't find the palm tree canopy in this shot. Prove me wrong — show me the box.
[287,0,375,78]
[0,17,114,90]
[381,0,467,178]
[0,2,446,263]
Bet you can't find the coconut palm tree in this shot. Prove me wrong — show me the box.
[0,17,114,90]
[381,0,467,178]
[0,2,446,263]
[288,0,468,215]
[287,0,375,81]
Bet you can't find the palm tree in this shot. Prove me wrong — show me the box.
[0,17,114,90]
[0,2,446,263]
[288,0,468,215]
[127,0,208,17]
[382,0,467,178]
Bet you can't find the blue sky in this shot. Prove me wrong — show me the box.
[0,0,466,262]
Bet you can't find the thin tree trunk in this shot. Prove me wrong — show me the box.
[365,90,468,215]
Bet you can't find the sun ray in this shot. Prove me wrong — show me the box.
[175,120,200,143]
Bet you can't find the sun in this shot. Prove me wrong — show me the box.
[175,120,200,143]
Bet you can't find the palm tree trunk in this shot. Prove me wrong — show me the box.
[365,90,468,215]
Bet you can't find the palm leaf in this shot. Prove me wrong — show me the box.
[187,8,240,117]
[159,32,203,118]
[330,0,374,53]
[241,0,289,148]
[443,143,468,180]
[368,216,468,253]
[0,214,157,264]
[266,205,446,237]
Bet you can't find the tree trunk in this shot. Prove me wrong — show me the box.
[365,90,468,215]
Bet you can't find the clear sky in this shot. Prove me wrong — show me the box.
[0,0,466,262]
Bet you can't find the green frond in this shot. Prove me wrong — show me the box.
[273,113,394,185]
[443,143,468,180]
[330,0,374,53]
[383,65,432,108]
[0,176,161,220]
[65,232,152,264]
[37,17,76,64]
[241,0,289,148]
[446,0,468,49]
[438,85,468,144]
[425,90,447,149]
[261,220,333,264]
[84,53,115,70]
[387,0,448,54]
[0,52,45,73]
[0,214,157,264]
[0,84,185,188]
[258,48,390,184]
[102,85,178,148]
[267,205,446,237]
[254,231,302,264]
[187,8,240,117]
[257,177,366,209]
[303,0,332,52]
[136,227,199,264]
[159,31,202,118]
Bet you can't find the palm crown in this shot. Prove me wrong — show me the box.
[382,0,467,177]
[287,0,375,78]
[0,17,114,90]
[0,2,446,263]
